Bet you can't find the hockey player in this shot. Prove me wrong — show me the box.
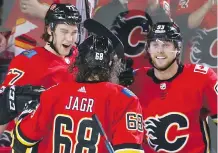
[11,35,144,153]
[131,22,217,153]
[0,3,81,145]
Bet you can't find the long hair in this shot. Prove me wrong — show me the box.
[75,54,124,83]
[74,35,125,83]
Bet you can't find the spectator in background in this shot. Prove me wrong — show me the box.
[0,0,3,25]
[93,0,172,29]
[19,0,78,19]
[93,0,130,29]
[3,0,73,56]
[184,0,216,29]
[146,0,172,23]
[19,0,50,20]
[0,0,13,93]
[0,29,13,58]
[0,0,6,55]
[0,31,8,84]
[0,32,6,54]
[171,0,217,72]
[0,30,13,85]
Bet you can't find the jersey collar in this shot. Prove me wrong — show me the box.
[147,64,184,84]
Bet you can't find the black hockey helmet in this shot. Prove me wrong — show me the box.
[146,22,183,71]
[147,22,183,50]
[76,35,121,82]
[45,3,82,29]
[77,35,114,70]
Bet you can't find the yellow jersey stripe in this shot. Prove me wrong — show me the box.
[115,149,144,153]
[15,121,37,147]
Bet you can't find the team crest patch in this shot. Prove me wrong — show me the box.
[21,50,37,58]
[194,64,209,74]
[121,87,136,97]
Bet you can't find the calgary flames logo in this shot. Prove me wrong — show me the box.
[112,10,152,57]
[144,112,189,152]
[190,28,217,69]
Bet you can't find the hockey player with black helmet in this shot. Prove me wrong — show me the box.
[0,3,82,146]
[42,3,81,56]
[11,34,144,153]
[131,22,217,153]
[146,22,183,71]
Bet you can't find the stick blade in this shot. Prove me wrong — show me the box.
[84,19,124,58]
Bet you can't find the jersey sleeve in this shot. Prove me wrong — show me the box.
[1,53,32,87]
[0,51,38,126]
[171,0,202,17]
[202,68,217,124]
[110,86,144,153]
[11,85,58,150]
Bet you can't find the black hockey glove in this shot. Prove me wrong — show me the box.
[17,99,40,122]
[119,58,134,87]
[0,85,45,125]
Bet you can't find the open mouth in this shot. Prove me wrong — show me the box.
[156,56,166,59]
[62,44,70,48]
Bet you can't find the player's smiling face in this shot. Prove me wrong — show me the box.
[53,24,78,56]
[148,40,178,70]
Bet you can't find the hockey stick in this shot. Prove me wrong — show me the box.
[92,114,115,153]
[84,0,92,37]
[84,19,124,58]
[84,0,90,19]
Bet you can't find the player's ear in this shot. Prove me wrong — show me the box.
[47,26,52,35]
[147,47,150,53]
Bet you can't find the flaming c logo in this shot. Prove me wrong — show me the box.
[190,28,218,68]
[112,11,151,57]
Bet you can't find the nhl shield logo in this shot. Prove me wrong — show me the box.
[160,83,166,90]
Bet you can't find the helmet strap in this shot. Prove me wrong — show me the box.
[48,31,61,55]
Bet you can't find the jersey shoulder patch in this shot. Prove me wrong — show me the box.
[193,64,209,74]
[121,87,136,97]
[21,50,37,58]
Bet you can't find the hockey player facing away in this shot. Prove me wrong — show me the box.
[131,22,217,153]
[11,35,144,153]
[0,3,81,135]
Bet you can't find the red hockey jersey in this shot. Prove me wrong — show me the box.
[2,47,77,88]
[1,47,77,131]
[131,64,217,153]
[12,82,144,153]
